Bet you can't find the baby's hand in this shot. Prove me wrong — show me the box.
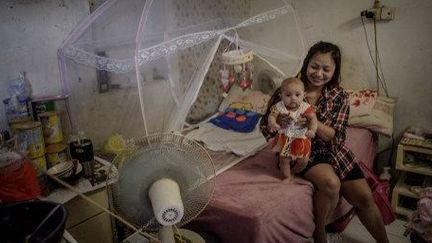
[269,123,281,133]
[305,129,316,139]
[295,116,308,127]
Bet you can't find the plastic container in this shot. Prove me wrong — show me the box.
[3,96,32,123]
[379,166,391,181]
[0,201,68,243]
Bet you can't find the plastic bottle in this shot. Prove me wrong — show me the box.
[379,166,391,181]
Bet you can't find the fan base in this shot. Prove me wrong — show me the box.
[124,229,205,243]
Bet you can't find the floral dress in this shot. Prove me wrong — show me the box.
[269,101,314,159]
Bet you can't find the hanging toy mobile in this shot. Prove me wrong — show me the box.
[219,33,254,96]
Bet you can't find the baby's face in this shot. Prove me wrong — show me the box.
[280,82,305,110]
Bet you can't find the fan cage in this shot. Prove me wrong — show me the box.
[111,133,215,232]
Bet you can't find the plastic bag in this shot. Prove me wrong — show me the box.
[358,161,396,225]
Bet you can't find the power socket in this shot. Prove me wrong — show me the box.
[361,6,394,21]
[380,7,394,20]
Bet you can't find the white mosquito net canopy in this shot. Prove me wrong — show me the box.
[58,0,305,146]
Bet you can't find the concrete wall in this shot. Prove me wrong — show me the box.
[1,0,431,139]
[0,0,89,130]
[292,0,432,137]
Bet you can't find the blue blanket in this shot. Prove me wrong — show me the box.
[210,108,261,133]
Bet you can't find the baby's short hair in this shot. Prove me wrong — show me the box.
[281,77,304,91]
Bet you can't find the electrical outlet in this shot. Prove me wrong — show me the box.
[380,7,394,20]
[361,6,394,21]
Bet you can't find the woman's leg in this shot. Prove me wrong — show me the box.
[303,164,341,243]
[341,178,389,243]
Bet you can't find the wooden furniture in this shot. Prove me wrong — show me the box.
[391,138,432,217]
[64,188,113,243]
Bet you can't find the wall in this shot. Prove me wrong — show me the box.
[1,0,431,138]
[0,0,89,130]
[292,0,432,137]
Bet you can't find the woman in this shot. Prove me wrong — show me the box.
[262,41,389,243]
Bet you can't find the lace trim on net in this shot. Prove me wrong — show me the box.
[61,5,291,73]
[137,31,220,65]
[62,47,135,73]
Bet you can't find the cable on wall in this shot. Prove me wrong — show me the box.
[361,14,390,97]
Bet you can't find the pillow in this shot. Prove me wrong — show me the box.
[219,85,270,114]
[348,96,396,136]
[347,89,377,117]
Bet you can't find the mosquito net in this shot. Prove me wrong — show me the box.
[58,0,305,146]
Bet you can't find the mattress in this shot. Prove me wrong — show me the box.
[187,127,377,243]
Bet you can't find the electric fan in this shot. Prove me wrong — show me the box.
[113,133,215,243]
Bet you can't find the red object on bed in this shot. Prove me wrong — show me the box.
[187,127,377,243]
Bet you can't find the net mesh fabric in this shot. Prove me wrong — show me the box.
[58,0,305,146]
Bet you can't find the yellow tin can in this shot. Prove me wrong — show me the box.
[14,121,45,158]
[45,143,68,168]
[38,111,63,144]
[31,155,47,176]
[8,116,32,133]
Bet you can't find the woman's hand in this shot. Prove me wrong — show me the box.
[305,129,316,139]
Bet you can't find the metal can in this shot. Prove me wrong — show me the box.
[14,121,45,158]
[38,111,63,144]
[8,116,33,134]
[45,143,68,168]
[31,100,55,120]
[30,155,47,176]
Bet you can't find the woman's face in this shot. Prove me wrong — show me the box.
[306,52,336,88]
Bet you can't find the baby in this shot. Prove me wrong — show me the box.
[268,77,318,179]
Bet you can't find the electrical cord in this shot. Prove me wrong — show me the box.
[360,15,390,97]
[373,19,390,96]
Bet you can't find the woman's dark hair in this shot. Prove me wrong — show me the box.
[299,41,341,88]
[260,41,341,138]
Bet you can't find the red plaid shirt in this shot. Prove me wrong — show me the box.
[312,85,355,179]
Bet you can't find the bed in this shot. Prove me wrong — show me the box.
[185,127,377,242]
[184,85,378,242]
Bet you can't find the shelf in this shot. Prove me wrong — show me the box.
[401,144,432,154]
[393,205,413,218]
[391,185,418,218]
[393,175,420,199]
[396,143,432,176]
[395,162,432,176]
[392,141,431,218]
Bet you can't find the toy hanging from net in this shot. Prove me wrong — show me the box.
[219,33,254,95]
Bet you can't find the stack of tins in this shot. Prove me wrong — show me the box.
[33,100,68,170]
[9,120,46,177]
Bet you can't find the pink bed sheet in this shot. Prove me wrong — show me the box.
[188,127,377,243]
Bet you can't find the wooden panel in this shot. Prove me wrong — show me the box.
[64,188,109,228]
[67,212,113,243]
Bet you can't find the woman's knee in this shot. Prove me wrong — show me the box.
[351,191,376,209]
[318,177,341,197]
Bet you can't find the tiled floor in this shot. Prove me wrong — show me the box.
[329,216,411,243]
